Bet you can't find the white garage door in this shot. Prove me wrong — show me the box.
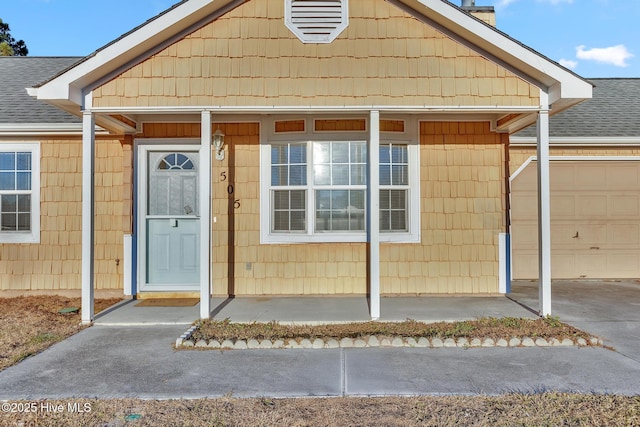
[511,160,640,279]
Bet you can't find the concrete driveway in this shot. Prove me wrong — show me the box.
[0,280,639,399]
[508,279,640,362]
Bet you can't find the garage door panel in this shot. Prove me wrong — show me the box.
[609,224,640,246]
[512,252,538,279]
[609,165,639,187]
[511,194,537,218]
[511,160,640,279]
[574,253,608,277]
[551,164,576,189]
[575,165,607,189]
[511,223,538,247]
[607,253,639,276]
[577,195,607,217]
[552,254,576,277]
[551,195,576,217]
[610,195,640,217]
[514,165,538,190]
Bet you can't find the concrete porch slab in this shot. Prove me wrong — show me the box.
[94,295,537,326]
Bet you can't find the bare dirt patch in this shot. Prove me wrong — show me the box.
[0,296,121,371]
[1,394,639,426]
[191,316,593,343]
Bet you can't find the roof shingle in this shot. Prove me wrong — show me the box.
[516,78,640,138]
[0,56,82,124]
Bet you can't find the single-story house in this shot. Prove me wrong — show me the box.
[0,0,593,323]
[509,78,640,281]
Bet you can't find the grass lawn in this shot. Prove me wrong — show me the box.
[1,296,638,426]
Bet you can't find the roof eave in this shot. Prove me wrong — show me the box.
[33,0,592,113]
[397,0,592,105]
[34,0,242,105]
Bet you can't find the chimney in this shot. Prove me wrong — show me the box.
[461,0,496,27]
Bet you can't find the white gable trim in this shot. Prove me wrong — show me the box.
[34,0,246,105]
[33,0,591,111]
[394,0,592,105]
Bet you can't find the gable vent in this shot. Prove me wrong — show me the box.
[285,0,349,44]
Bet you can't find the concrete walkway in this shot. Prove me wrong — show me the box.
[1,280,639,399]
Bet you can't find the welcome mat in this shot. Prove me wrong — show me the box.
[135,298,199,307]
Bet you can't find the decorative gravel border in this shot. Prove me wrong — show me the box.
[176,327,603,350]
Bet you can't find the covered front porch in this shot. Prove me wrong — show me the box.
[78,102,556,325]
[93,293,538,326]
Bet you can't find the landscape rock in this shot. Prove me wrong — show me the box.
[443,338,457,348]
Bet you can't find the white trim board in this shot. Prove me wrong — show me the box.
[510,156,640,183]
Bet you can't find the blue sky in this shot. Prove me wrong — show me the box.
[2,0,638,78]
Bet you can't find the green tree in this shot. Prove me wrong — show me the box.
[0,19,28,56]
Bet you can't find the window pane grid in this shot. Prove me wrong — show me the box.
[315,189,366,232]
[0,152,32,191]
[269,140,412,238]
[314,141,367,186]
[0,151,32,233]
[1,194,31,231]
[380,189,407,232]
[379,143,409,232]
[271,143,307,187]
[272,190,306,232]
[380,143,408,186]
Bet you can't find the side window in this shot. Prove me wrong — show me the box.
[0,143,40,243]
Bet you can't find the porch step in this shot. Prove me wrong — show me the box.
[136,292,201,300]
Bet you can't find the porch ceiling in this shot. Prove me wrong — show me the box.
[94,106,542,135]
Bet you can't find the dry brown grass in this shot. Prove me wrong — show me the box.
[0,296,121,371]
[191,316,593,343]
[1,394,639,426]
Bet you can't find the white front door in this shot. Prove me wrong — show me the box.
[138,145,201,291]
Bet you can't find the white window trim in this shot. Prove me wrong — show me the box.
[0,142,40,244]
[260,116,420,244]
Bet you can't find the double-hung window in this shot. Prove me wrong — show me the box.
[0,143,40,243]
[261,118,419,243]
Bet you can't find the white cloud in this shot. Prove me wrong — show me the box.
[539,0,574,4]
[576,45,634,67]
[559,59,578,69]
[494,0,518,8]
[495,0,572,9]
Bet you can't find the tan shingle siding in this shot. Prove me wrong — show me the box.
[1,138,129,291]
[135,120,507,295]
[93,0,538,109]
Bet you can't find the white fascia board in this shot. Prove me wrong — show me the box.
[510,136,640,147]
[0,123,108,137]
[87,105,543,115]
[36,0,240,104]
[397,0,592,104]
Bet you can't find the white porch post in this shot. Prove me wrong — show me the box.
[81,112,96,324]
[368,110,381,320]
[537,91,552,316]
[200,110,212,319]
